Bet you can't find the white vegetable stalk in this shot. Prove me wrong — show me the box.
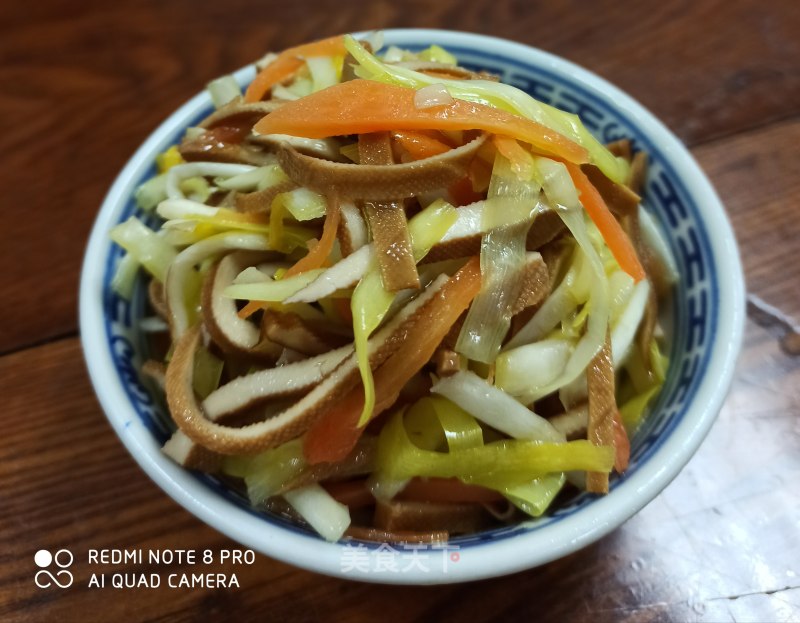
[110,217,177,283]
[495,339,572,398]
[558,278,651,408]
[223,269,325,303]
[611,278,651,367]
[281,187,327,221]
[135,173,168,211]
[503,258,580,351]
[638,206,679,285]
[214,164,283,192]
[166,163,256,199]
[283,484,351,542]
[284,244,373,303]
[517,158,610,404]
[207,75,241,109]
[306,56,340,92]
[431,371,564,443]
[110,252,141,299]
[166,232,270,338]
[455,155,540,363]
[157,198,219,220]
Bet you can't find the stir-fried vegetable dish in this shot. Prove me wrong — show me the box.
[112,34,677,543]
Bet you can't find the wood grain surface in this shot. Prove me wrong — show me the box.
[2,0,799,621]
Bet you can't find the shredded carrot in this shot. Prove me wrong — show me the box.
[492,135,535,180]
[255,80,589,165]
[392,130,451,160]
[284,197,341,277]
[237,300,265,319]
[244,35,346,103]
[398,478,503,504]
[304,257,482,464]
[565,162,646,282]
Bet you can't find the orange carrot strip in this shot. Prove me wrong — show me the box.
[284,197,341,278]
[392,130,452,160]
[237,300,265,319]
[303,257,482,464]
[255,80,588,164]
[398,478,503,504]
[244,35,346,103]
[492,135,535,179]
[565,162,646,282]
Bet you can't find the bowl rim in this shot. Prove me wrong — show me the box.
[79,27,745,585]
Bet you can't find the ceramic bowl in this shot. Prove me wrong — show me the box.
[80,28,745,584]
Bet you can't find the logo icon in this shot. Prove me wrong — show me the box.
[34,549,74,588]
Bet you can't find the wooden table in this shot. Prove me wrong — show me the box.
[2,1,799,621]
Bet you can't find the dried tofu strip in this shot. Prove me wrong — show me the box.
[375,499,493,535]
[627,151,648,196]
[165,275,449,454]
[509,252,550,315]
[276,134,484,200]
[423,204,565,263]
[344,526,448,544]
[358,132,420,292]
[202,252,282,359]
[162,430,222,472]
[199,98,284,130]
[235,180,296,213]
[261,309,350,356]
[586,337,617,494]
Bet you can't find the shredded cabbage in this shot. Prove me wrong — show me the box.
[193,345,224,399]
[110,252,141,300]
[417,44,458,65]
[166,163,255,200]
[455,154,540,363]
[166,232,271,337]
[280,187,327,221]
[135,173,168,211]
[284,484,351,542]
[223,268,326,302]
[207,75,241,109]
[495,338,572,399]
[374,409,613,487]
[110,217,177,283]
[223,438,306,502]
[214,163,285,192]
[431,371,564,443]
[306,56,341,92]
[513,157,610,404]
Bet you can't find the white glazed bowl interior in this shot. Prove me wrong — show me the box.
[80,29,744,584]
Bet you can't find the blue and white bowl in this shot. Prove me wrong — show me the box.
[80,29,745,584]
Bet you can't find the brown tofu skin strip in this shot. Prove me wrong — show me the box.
[375,499,494,535]
[586,336,617,494]
[358,132,420,292]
